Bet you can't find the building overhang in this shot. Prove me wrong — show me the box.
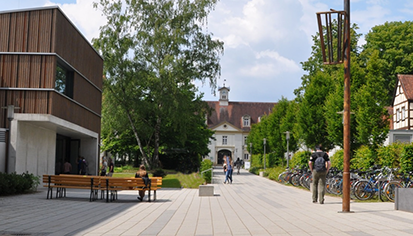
[14,114,98,139]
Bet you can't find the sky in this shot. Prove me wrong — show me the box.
[1,0,413,102]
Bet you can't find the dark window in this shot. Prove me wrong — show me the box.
[55,64,74,98]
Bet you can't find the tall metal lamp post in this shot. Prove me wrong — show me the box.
[285,131,290,169]
[263,138,266,170]
[316,0,351,212]
[249,143,252,160]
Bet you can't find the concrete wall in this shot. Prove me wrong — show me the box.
[7,114,99,177]
[80,137,98,176]
[395,188,413,213]
[9,121,56,176]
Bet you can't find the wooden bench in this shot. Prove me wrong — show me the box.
[43,175,162,202]
[100,177,163,202]
[43,175,100,201]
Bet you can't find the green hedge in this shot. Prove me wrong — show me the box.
[0,172,40,195]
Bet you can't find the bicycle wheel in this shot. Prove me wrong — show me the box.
[354,180,374,200]
[278,172,287,184]
[384,181,402,202]
[291,174,301,187]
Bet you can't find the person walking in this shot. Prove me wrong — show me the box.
[235,157,242,175]
[223,155,233,184]
[308,145,331,204]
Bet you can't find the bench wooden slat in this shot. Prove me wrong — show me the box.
[42,174,162,202]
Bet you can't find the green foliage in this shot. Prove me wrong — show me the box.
[94,0,223,169]
[400,145,413,173]
[377,142,404,168]
[200,159,213,183]
[351,146,377,171]
[330,149,344,170]
[151,169,167,178]
[0,172,39,196]
[290,151,311,169]
[266,166,287,181]
[361,21,413,104]
[248,166,261,175]
[250,153,263,169]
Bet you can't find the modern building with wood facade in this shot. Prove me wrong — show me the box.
[0,7,103,176]
[206,85,276,165]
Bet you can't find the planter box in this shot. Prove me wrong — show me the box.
[395,188,413,213]
[199,185,214,196]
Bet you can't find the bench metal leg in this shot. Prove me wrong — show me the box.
[47,187,52,199]
[148,189,151,202]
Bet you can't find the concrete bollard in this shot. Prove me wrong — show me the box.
[199,185,214,196]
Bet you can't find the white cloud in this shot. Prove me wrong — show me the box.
[239,50,301,78]
[46,0,106,42]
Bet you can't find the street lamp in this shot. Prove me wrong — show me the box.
[316,0,351,213]
[263,138,266,170]
[285,131,290,169]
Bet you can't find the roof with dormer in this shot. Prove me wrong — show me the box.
[206,101,277,132]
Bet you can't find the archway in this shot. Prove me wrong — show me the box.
[217,149,232,165]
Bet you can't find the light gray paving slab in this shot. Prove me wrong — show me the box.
[1,168,413,235]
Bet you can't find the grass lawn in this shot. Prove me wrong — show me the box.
[112,170,205,188]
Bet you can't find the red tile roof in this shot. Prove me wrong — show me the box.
[206,101,277,131]
[398,74,413,100]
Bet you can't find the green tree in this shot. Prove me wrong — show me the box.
[354,50,390,150]
[94,0,223,169]
[360,21,413,105]
[297,71,335,150]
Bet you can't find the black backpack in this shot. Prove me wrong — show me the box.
[314,152,326,171]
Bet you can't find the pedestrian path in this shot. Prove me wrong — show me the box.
[1,168,413,236]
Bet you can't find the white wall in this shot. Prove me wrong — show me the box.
[80,138,98,175]
[11,121,56,176]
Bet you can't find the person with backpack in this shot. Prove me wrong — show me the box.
[308,145,331,204]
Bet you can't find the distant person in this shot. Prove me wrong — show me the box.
[223,155,233,184]
[107,158,114,177]
[135,165,149,201]
[100,157,108,176]
[63,160,72,174]
[309,145,331,204]
[77,156,83,174]
[80,157,88,175]
[235,157,242,175]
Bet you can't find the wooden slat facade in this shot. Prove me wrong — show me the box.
[0,7,103,134]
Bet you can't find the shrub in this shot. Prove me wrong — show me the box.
[151,168,167,178]
[267,166,285,181]
[0,172,39,196]
[351,146,377,171]
[377,142,404,168]
[290,151,311,169]
[248,166,261,175]
[400,145,413,173]
[200,159,213,183]
[330,149,344,170]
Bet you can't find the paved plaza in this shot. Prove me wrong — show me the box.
[1,167,413,236]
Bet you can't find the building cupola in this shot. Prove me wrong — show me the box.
[218,81,230,106]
